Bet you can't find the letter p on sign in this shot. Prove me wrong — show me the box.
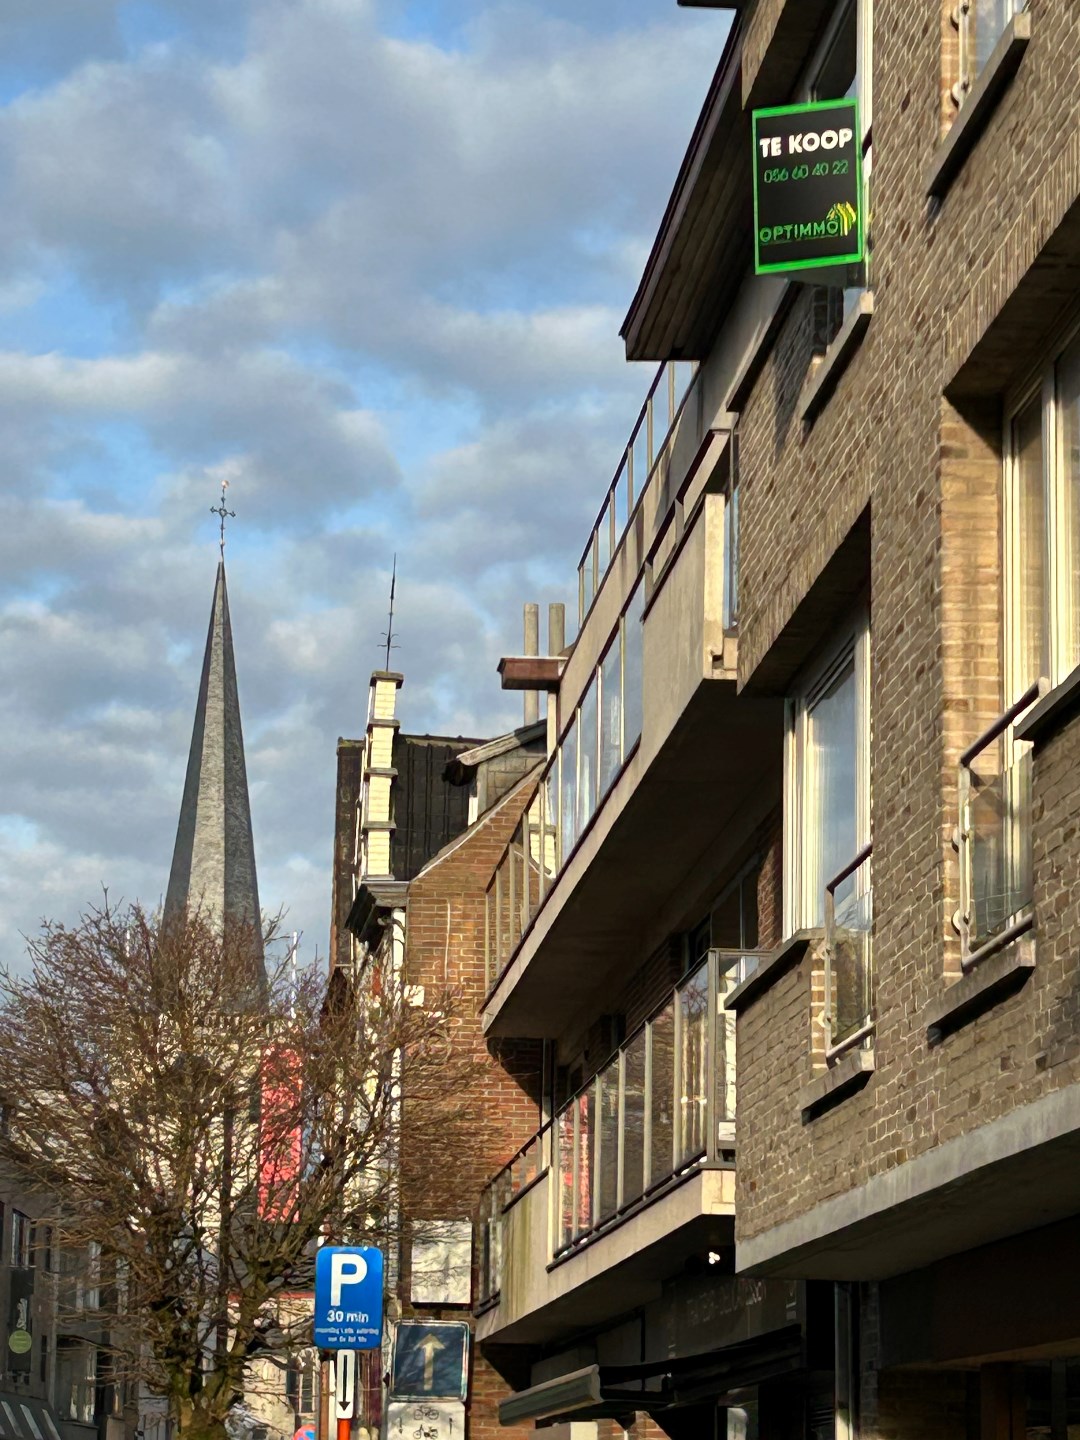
[330,1253,367,1306]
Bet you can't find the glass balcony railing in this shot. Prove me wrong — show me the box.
[485,582,645,991]
[578,360,698,625]
[824,844,873,1059]
[476,1125,548,1309]
[958,683,1040,968]
[475,949,762,1301]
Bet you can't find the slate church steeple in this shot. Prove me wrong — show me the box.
[164,560,265,983]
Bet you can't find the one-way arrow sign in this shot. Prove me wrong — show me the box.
[390,1321,469,1401]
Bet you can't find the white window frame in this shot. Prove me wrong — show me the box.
[1003,321,1080,707]
[784,611,871,938]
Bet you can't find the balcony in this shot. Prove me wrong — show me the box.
[484,478,782,1034]
[475,951,760,1343]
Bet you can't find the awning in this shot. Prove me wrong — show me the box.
[0,1394,66,1440]
[497,1327,805,1426]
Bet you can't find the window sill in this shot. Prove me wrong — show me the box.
[724,928,821,1014]
[1014,664,1080,748]
[926,11,1032,202]
[924,936,1035,1046]
[800,1045,875,1123]
[798,292,874,425]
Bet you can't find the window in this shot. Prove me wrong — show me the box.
[623,581,644,754]
[599,636,622,797]
[1005,330,1080,700]
[578,677,598,834]
[959,329,1080,961]
[959,0,1025,98]
[10,1212,31,1270]
[559,715,578,861]
[786,616,872,1047]
[806,0,873,351]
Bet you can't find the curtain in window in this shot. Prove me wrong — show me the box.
[806,659,857,926]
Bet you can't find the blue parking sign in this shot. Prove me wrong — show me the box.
[314,1247,383,1350]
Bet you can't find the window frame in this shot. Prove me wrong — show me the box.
[784,612,871,938]
[1003,321,1080,707]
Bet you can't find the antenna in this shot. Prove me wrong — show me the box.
[379,555,400,670]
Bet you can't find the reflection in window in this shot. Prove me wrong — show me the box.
[599,640,622,796]
[623,583,644,754]
[578,679,598,834]
[805,657,858,927]
[560,718,578,862]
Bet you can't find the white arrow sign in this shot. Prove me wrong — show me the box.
[334,1350,357,1420]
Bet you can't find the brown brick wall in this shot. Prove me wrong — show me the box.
[733,0,1080,1248]
[398,776,544,1440]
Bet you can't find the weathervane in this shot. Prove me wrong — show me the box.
[210,480,236,558]
[379,555,399,670]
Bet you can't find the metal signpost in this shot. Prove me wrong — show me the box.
[752,98,864,277]
[390,1320,470,1402]
[314,1247,384,1440]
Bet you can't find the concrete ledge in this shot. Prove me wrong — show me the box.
[799,292,874,425]
[725,929,821,1014]
[924,939,1036,1045]
[926,12,1032,201]
[1014,663,1080,747]
[800,1046,875,1122]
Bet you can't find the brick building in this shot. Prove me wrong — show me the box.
[331,670,549,1440]
[464,0,1080,1437]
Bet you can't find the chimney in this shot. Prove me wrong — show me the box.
[523,603,539,726]
[358,669,402,881]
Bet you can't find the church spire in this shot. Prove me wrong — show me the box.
[164,560,265,983]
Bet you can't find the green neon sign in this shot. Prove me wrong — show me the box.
[752,98,864,276]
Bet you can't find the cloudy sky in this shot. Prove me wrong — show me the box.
[0,0,729,969]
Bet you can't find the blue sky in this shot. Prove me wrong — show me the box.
[0,0,729,968]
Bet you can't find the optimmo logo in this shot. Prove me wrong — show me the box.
[759,199,859,248]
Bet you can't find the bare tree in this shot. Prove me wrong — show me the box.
[0,900,487,1440]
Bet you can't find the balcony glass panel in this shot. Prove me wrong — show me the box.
[581,542,595,620]
[724,479,740,631]
[828,855,873,1049]
[967,736,1033,949]
[560,717,578,861]
[599,638,622,797]
[630,418,649,500]
[508,837,524,953]
[649,1001,676,1188]
[716,953,748,1126]
[524,790,543,920]
[622,1029,646,1206]
[542,760,560,885]
[597,497,613,579]
[970,0,1020,78]
[596,1057,619,1222]
[576,1090,594,1238]
[578,678,598,834]
[678,966,709,1167]
[623,583,644,754]
[672,361,695,420]
[556,1103,575,1251]
[613,457,630,534]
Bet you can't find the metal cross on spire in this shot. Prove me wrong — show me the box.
[210,480,236,558]
[379,555,399,670]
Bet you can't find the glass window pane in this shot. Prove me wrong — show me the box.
[812,0,857,100]
[724,478,740,631]
[578,679,598,833]
[972,0,1018,78]
[600,640,622,796]
[1059,335,1080,676]
[622,1031,646,1206]
[968,734,1033,948]
[805,658,857,925]
[623,584,645,754]
[1013,397,1046,698]
[649,1004,676,1187]
[560,717,578,860]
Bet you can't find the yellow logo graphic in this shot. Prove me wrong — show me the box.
[827,201,858,236]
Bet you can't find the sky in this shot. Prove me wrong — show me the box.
[0,0,730,971]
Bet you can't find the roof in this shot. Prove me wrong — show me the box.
[620,23,749,362]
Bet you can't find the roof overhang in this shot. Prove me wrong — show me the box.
[620,25,750,362]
